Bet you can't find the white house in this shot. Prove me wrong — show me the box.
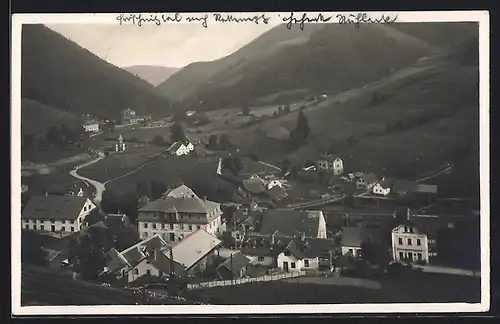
[340,226,386,258]
[372,179,393,196]
[277,238,336,272]
[266,179,283,190]
[83,120,100,132]
[136,185,224,243]
[317,155,344,175]
[391,215,438,264]
[104,230,222,283]
[166,142,195,156]
[22,195,97,233]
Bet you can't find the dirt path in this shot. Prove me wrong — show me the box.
[69,155,106,203]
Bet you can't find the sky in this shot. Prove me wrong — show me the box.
[46,24,275,68]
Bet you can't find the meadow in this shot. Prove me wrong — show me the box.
[186,272,481,305]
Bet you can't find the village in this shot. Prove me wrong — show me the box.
[20,106,481,305]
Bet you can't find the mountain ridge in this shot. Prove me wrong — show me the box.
[123,65,180,86]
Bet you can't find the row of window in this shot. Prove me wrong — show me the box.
[25,219,76,224]
[143,222,202,231]
[398,237,422,246]
[143,232,183,242]
[399,251,423,261]
[132,268,162,277]
[25,224,80,232]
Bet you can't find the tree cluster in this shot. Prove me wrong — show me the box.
[207,134,232,150]
[170,122,187,143]
[288,110,311,149]
[45,123,87,147]
[222,156,243,176]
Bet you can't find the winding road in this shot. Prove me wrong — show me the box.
[69,154,106,203]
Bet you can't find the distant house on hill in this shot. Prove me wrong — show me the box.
[372,178,394,196]
[166,141,194,156]
[82,120,100,132]
[317,155,344,175]
[22,195,97,234]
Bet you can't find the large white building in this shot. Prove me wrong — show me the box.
[136,185,224,243]
[22,195,97,233]
[391,216,438,264]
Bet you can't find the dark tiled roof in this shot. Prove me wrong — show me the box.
[399,217,442,237]
[240,247,281,258]
[120,235,168,266]
[341,227,386,247]
[285,238,337,259]
[258,209,323,238]
[137,196,219,216]
[217,252,250,275]
[242,178,267,194]
[22,195,90,221]
[267,186,288,201]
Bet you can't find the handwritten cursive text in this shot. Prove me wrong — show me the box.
[213,13,271,25]
[281,12,333,30]
[336,13,398,28]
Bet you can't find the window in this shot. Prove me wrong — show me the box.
[236,234,240,239]
[407,238,412,245]
[71,220,75,224]
[348,249,353,254]
[399,252,404,260]
[291,262,296,269]
[41,225,45,231]
[189,225,192,230]
[144,223,148,228]
[170,233,175,241]
[417,253,423,261]
[134,269,139,275]
[152,223,157,229]
[25,224,29,229]
[51,220,55,224]
[398,238,403,245]
[143,232,148,238]
[161,224,165,229]
[71,227,75,232]
[197,225,201,230]
[404,226,408,233]
[62,220,66,224]
[170,224,174,230]
[61,226,65,232]
[258,256,264,262]
[416,239,421,246]
[304,259,309,267]
[409,227,414,233]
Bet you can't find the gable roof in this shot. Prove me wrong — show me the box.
[217,252,250,275]
[120,234,168,267]
[164,185,198,199]
[137,196,219,216]
[396,217,442,237]
[284,238,337,259]
[242,177,267,194]
[258,209,324,238]
[341,227,385,247]
[166,141,184,153]
[361,173,378,184]
[164,229,221,270]
[319,154,342,162]
[267,186,288,201]
[22,195,90,221]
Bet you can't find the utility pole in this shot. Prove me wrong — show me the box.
[230,253,234,286]
[169,245,174,277]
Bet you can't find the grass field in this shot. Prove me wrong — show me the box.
[21,265,194,306]
[187,272,481,304]
[77,146,166,182]
[22,172,82,195]
[105,154,222,196]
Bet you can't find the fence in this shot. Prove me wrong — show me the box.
[187,271,306,290]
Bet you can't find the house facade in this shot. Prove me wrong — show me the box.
[317,155,344,175]
[372,180,392,196]
[391,222,437,264]
[167,142,195,156]
[341,227,385,258]
[267,179,283,190]
[22,195,97,233]
[277,238,335,272]
[83,121,100,132]
[356,173,378,190]
[137,185,224,243]
[277,251,318,272]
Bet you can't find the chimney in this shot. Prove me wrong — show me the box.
[407,208,411,220]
